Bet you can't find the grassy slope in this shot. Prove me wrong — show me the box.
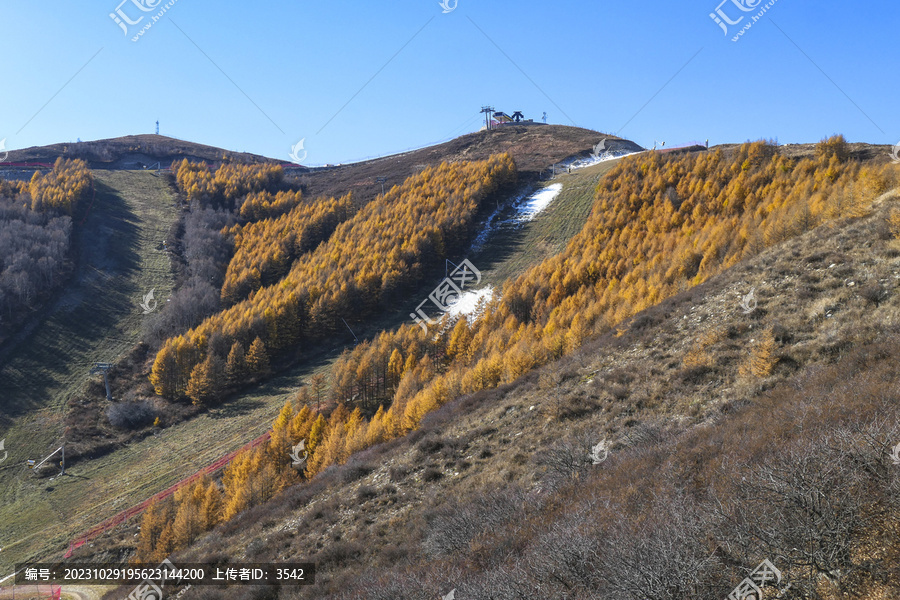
[474,159,623,283]
[0,171,179,572]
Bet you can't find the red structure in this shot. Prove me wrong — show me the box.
[66,431,272,555]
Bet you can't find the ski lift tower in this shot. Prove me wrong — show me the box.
[480,106,495,131]
[91,363,114,401]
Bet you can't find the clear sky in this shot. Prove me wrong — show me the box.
[1,0,897,165]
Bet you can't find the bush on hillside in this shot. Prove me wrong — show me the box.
[106,400,158,429]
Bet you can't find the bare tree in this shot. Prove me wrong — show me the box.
[535,426,607,490]
[717,432,888,597]
[595,492,723,600]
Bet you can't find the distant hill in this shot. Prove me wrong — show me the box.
[1,134,279,170]
[1,127,643,206]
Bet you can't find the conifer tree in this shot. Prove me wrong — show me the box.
[172,487,203,550]
[187,354,222,406]
[246,337,270,377]
[306,423,345,477]
[307,414,327,455]
[289,405,313,443]
[222,450,253,521]
[149,345,178,399]
[387,348,404,391]
[155,518,176,563]
[269,400,295,468]
[135,499,167,562]
[309,373,327,411]
[446,317,471,361]
[365,405,387,447]
[201,481,223,529]
[225,341,247,383]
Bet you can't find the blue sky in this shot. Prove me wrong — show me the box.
[0,0,897,165]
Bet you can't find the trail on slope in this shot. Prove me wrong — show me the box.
[0,171,178,573]
[467,158,625,293]
[0,172,327,576]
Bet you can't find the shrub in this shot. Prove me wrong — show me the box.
[389,465,410,482]
[557,389,602,420]
[678,363,714,384]
[422,485,527,558]
[315,541,363,569]
[422,467,443,482]
[536,428,603,488]
[416,433,447,456]
[105,401,158,429]
[341,462,375,484]
[857,282,886,306]
[357,486,378,502]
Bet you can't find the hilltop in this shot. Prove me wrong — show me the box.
[3,125,642,205]
[2,134,277,170]
[296,125,642,206]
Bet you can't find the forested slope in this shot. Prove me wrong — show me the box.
[0,158,92,342]
[127,137,900,582]
[149,154,517,403]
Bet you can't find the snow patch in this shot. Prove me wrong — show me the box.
[447,286,494,318]
[516,184,562,222]
[468,185,538,253]
[563,150,645,172]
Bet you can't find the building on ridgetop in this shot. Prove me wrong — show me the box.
[486,110,543,129]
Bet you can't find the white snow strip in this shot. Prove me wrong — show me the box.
[516,184,562,222]
[468,187,533,253]
[563,150,645,172]
[447,286,494,318]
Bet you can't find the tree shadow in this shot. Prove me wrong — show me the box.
[208,396,267,419]
[0,178,144,418]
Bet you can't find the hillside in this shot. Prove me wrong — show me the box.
[295,125,641,207]
[0,170,179,579]
[130,169,900,600]
[0,126,634,580]
[2,131,899,600]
